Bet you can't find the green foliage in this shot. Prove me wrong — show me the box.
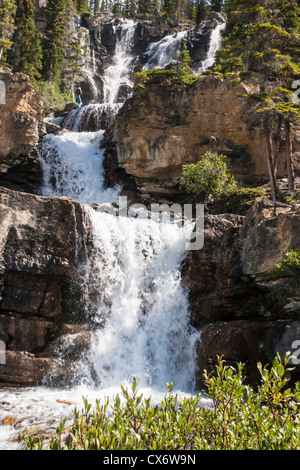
[8,0,42,79]
[134,66,198,86]
[285,190,300,204]
[134,44,198,87]
[214,0,300,79]
[0,0,16,65]
[64,28,89,96]
[212,187,266,214]
[42,0,70,82]
[180,152,237,199]
[32,80,72,111]
[25,353,300,450]
[273,249,300,277]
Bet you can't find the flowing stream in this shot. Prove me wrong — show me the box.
[0,18,224,450]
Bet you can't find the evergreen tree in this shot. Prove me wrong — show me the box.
[162,0,176,17]
[76,0,90,13]
[152,0,160,15]
[94,0,100,13]
[137,0,152,14]
[112,0,123,13]
[123,0,137,17]
[0,0,16,63]
[8,0,42,79]
[215,0,300,77]
[187,0,196,21]
[210,0,223,12]
[42,0,69,82]
[177,43,193,81]
[64,28,89,98]
[196,0,208,24]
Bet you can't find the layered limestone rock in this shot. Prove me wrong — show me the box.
[0,187,89,386]
[111,75,300,185]
[0,68,44,193]
[182,198,300,385]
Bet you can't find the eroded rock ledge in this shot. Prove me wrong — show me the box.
[109,75,300,186]
[0,68,44,194]
[0,187,89,386]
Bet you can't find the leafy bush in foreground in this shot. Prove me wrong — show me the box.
[25,353,300,450]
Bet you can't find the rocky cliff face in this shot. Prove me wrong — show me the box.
[110,75,300,186]
[0,68,44,193]
[74,12,226,105]
[0,187,89,386]
[0,177,299,387]
[182,198,300,385]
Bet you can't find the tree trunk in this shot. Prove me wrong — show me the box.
[263,115,277,202]
[273,114,282,174]
[284,118,295,191]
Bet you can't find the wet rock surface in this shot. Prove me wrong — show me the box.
[0,187,90,386]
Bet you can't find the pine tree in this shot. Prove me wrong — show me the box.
[210,0,223,12]
[112,0,123,14]
[42,0,69,82]
[0,0,16,63]
[94,0,100,13]
[215,0,300,77]
[137,0,152,14]
[8,0,42,79]
[64,28,88,98]
[162,0,176,17]
[196,0,208,24]
[152,0,160,15]
[176,43,193,82]
[76,0,90,13]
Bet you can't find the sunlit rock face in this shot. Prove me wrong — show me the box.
[111,75,300,184]
[0,68,44,193]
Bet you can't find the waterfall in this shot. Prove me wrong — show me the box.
[78,206,198,391]
[39,130,120,204]
[143,30,189,70]
[102,20,137,108]
[37,16,201,393]
[0,18,213,451]
[38,124,199,393]
[63,19,137,132]
[195,23,226,74]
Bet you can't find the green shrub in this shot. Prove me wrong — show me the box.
[285,191,300,205]
[274,249,300,276]
[180,152,237,201]
[212,187,266,214]
[32,79,72,112]
[24,353,300,450]
[262,248,300,281]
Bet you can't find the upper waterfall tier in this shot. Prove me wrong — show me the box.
[60,14,226,131]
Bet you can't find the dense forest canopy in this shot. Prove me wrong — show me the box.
[0,0,299,111]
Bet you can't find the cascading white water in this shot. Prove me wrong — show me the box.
[102,20,137,107]
[39,130,120,204]
[63,19,137,132]
[144,30,188,70]
[0,18,220,450]
[195,23,226,74]
[78,207,199,392]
